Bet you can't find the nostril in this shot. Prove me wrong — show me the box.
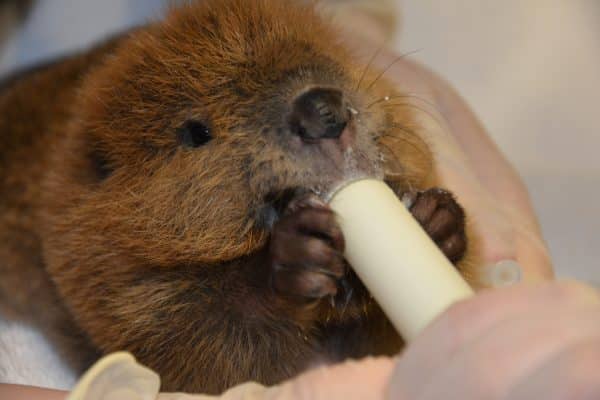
[296,124,308,139]
[288,87,349,141]
[322,120,347,139]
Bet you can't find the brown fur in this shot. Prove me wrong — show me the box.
[0,0,479,394]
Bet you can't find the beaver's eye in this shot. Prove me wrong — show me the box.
[89,148,113,181]
[177,120,212,147]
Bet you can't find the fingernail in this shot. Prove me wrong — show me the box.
[483,260,523,287]
[401,193,415,208]
[306,196,328,209]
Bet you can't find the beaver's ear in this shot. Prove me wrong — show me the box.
[176,119,212,148]
[89,148,113,181]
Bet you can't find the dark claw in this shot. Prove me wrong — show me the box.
[409,188,467,264]
[268,194,347,302]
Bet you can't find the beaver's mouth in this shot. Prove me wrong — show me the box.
[255,187,306,229]
[255,147,382,230]
[265,187,304,212]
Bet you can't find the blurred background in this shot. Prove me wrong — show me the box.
[398,1,600,285]
[1,0,598,283]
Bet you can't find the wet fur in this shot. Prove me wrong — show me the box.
[0,0,479,394]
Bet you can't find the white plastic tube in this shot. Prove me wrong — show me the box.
[329,179,474,341]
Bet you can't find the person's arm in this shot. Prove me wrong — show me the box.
[0,384,66,400]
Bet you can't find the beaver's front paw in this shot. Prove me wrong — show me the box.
[405,188,467,263]
[268,195,346,302]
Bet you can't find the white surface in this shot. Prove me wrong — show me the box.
[398,1,600,283]
[0,0,167,75]
[0,317,75,388]
[330,180,473,340]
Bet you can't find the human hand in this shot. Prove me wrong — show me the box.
[157,281,600,400]
[388,280,600,399]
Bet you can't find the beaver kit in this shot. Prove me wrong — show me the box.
[0,0,476,393]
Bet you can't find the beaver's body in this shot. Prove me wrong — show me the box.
[0,0,475,393]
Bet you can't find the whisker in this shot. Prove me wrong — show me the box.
[367,93,437,110]
[377,141,403,171]
[384,93,435,105]
[387,120,407,135]
[382,167,422,191]
[378,131,430,161]
[383,127,437,173]
[380,102,447,132]
[380,120,435,164]
[355,44,385,91]
[365,48,422,93]
[366,95,391,110]
[387,121,421,136]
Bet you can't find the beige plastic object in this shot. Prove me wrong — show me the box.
[67,352,160,400]
[66,352,268,400]
[329,179,474,341]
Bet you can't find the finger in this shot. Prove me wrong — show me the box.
[269,357,394,400]
[272,267,338,299]
[294,209,345,252]
[419,309,600,400]
[438,231,466,263]
[506,337,600,400]
[389,281,600,399]
[409,191,438,224]
[285,194,329,215]
[276,207,344,251]
[277,208,332,233]
[426,208,461,240]
[272,233,329,264]
[272,236,344,277]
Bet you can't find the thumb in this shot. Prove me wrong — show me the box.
[265,357,394,400]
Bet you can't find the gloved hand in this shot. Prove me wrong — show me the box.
[160,281,600,400]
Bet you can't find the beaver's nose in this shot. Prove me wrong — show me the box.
[288,88,348,142]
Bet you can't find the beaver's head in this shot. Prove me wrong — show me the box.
[44,0,430,267]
